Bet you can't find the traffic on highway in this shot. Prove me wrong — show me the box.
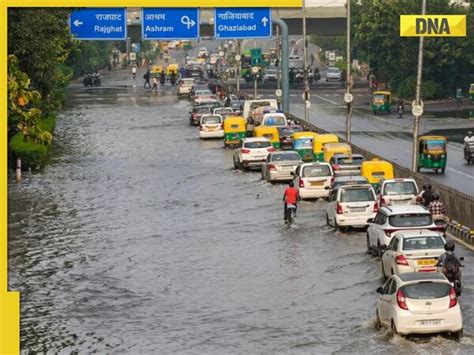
[6,4,474,353]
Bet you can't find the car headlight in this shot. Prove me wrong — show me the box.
[441,154,445,158]
[427,154,431,158]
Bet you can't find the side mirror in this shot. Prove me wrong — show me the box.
[290,172,295,176]
[367,218,375,223]
[324,186,330,190]
[376,287,384,294]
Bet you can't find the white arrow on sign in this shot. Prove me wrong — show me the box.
[73,20,83,27]
[181,16,196,30]
[261,17,269,27]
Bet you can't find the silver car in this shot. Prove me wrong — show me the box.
[261,151,302,183]
[326,67,342,82]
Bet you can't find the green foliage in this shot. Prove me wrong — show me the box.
[311,35,346,57]
[66,41,112,77]
[352,0,473,99]
[9,114,57,169]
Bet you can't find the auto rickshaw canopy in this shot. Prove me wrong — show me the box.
[372,91,391,103]
[360,158,394,184]
[253,126,280,143]
[223,116,246,132]
[418,136,447,153]
[313,134,339,154]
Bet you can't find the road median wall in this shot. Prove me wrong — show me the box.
[288,114,474,235]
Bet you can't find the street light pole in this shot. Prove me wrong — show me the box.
[302,0,310,122]
[411,0,426,172]
[345,0,353,142]
[276,26,281,91]
[236,40,241,93]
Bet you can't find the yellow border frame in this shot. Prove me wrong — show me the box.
[0,1,302,353]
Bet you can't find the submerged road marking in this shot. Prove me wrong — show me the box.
[447,167,474,180]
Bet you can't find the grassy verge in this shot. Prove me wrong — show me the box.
[9,114,56,170]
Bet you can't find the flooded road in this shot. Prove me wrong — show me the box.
[8,70,474,353]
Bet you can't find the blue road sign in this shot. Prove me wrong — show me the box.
[142,8,199,40]
[214,8,272,39]
[69,8,126,40]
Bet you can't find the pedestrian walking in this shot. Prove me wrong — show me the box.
[152,76,158,92]
[143,70,151,88]
[310,53,315,66]
[456,87,463,107]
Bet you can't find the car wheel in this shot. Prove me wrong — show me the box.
[366,234,372,255]
[377,241,383,258]
[334,220,339,232]
[381,262,387,281]
[375,311,382,330]
[233,158,239,170]
[440,168,445,174]
[454,329,463,341]
[391,320,398,335]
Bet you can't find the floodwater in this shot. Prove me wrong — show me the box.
[8,71,474,353]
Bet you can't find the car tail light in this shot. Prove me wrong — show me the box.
[268,164,277,171]
[380,197,386,206]
[336,202,343,214]
[332,164,340,171]
[418,268,436,272]
[449,287,457,308]
[299,179,305,188]
[395,254,409,266]
[267,147,276,152]
[396,289,409,310]
[240,148,251,154]
[373,201,379,213]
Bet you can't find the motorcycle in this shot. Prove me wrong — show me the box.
[83,73,101,87]
[434,217,447,237]
[397,104,404,119]
[440,256,464,296]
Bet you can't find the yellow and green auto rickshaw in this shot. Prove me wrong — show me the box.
[254,126,280,149]
[150,65,164,78]
[166,63,179,76]
[323,142,351,162]
[417,136,447,173]
[371,91,392,115]
[224,116,246,148]
[313,133,339,161]
[360,158,394,187]
[292,131,318,162]
[469,83,474,104]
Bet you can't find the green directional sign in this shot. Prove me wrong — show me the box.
[250,48,262,65]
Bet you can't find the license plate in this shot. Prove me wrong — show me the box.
[417,320,441,326]
[417,259,436,266]
[310,181,324,186]
[351,207,366,212]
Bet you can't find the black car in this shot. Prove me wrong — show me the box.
[189,104,220,126]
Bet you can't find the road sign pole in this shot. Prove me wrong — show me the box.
[302,0,309,122]
[412,0,426,172]
[276,26,281,91]
[236,41,241,93]
[254,78,258,99]
[345,0,352,142]
[272,18,289,113]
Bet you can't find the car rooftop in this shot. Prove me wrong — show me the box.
[333,153,364,158]
[397,272,447,283]
[380,204,429,215]
[393,229,443,237]
[242,137,270,142]
[334,175,367,181]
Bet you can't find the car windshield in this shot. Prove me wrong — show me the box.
[263,116,286,126]
[244,141,271,149]
[303,165,331,177]
[426,140,445,151]
[293,138,312,149]
[401,283,451,299]
[280,127,302,137]
[194,107,212,113]
[272,153,301,162]
[333,177,367,188]
[266,70,277,75]
[374,94,385,101]
[216,108,233,114]
[389,213,433,227]
[202,116,222,124]
[402,236,445,251]
[328,68,340,73]
[383,181,417,195]
[340,188,375,202]
[336,156,364,165]
[196,91,212,96]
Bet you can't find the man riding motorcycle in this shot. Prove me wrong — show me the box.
[464,131,474,143]
[282,181,299,223]
[397,99,404,119]
[437,241,463,296]
[417,183,435,207]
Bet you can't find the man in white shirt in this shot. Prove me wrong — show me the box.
[464,131,474,143]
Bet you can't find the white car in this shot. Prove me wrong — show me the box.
[177,78,196,97]
[261,112,287,127]
[199,114,224,139]
[325,67,342,82]
[263,68,278,83]
[209,53,220,65]
[261,151,302,183]
[380,230,446,279]
[295,162,333,200]
[378,178,419,206]
[375,272,462,338]
[367,205,438,257]
[213,107,234,117]
[326,184,377,231]
[167,41,178,49]
[233,138,275,170]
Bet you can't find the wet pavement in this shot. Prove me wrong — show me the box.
[7,63,474,353]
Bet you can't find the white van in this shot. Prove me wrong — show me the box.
[243,99,278,121]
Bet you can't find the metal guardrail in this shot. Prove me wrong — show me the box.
[288,114,474,235]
